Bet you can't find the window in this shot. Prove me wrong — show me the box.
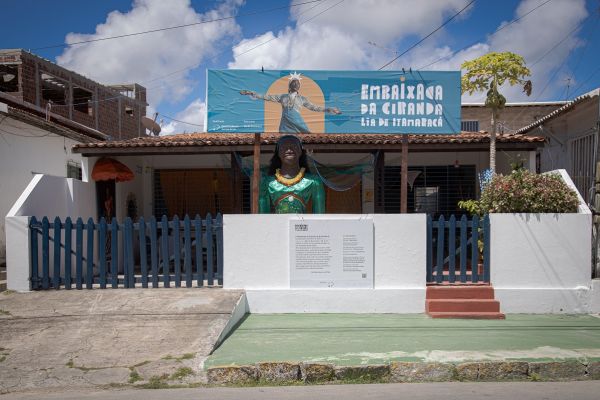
[384,165,476,216]
[41,72,67,105]
[461,120,479,132]
[414,187,439,213]
[73,86,93,116]
[0,64,18,93]
[66,161,82,180]
[125,106,134,117]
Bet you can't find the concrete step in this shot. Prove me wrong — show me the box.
[0,281,6,292]
[426,298,500,313]
[428,311,506,319]
[426,285,495,299]
[0,270,6,281]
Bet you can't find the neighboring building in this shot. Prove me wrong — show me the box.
[515,89,600,203]
[0,49,148,264]
[461,102,566,134]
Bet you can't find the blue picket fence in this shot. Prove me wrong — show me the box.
[29,214,223,290]
[426,214,490,284]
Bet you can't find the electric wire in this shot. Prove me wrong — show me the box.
[142,0,342,88]
[30,0,325,51]
[378,0,476,70]
[416,0,553,71]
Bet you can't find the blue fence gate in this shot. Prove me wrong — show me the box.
[426,214,490,284]
[29,214,223,290]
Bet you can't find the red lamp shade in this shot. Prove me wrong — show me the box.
[91,157,134,182]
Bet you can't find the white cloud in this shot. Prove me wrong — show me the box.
[229,0,588,104]
[57,0,243,110]
[229,0,472,70]
[160,98,206,135]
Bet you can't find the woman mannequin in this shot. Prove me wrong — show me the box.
[259,135,325,214]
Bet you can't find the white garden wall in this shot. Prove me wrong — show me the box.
[490,170,595,313]
[223,214,426,313]
[5,174,96,291]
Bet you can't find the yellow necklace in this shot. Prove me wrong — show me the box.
[275,167,305,186]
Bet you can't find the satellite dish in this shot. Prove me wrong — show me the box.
[141,114,161,136]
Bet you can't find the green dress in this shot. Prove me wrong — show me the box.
[259,171,325,214]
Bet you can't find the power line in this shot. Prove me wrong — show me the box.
[31,0,325,51]
[378,0,476,70]
[417,0,553,70]
[142,0,342,87]
[19,0,341,114]
[160,113,204,128]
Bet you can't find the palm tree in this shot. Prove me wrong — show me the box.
[461,52,532,174]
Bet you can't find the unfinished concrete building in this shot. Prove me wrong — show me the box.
[0,49,147,139]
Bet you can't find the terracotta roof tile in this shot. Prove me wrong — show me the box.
[73,131,544,151]
[516,89,599,134]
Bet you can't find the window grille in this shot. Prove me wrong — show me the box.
[461,120,479,132]
[66,161,82,180]
[383,165,476,216]
[569,132,597,203]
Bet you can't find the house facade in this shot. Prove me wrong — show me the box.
[0,49,147,265]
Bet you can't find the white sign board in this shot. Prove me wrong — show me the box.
[290,218,373,288]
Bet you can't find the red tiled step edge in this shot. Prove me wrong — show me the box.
[426,285,495,299]
[426,299,500,313]
[427,311,506,319]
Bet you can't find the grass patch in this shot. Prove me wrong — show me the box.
[162,353,195,362]
[170,367,194,380]
[66,359,74,368]
[140,375,171,389]
[128,370,142,384]
[2,290,15,296]
[0,309,11,316]
[529,372,541,382]
[0,356,6,363]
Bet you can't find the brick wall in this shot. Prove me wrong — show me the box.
[462,104,564,133]
[2,50,146,140]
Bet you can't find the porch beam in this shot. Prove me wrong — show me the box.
[73,142,543,157]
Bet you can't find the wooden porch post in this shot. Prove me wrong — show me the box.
[401,135,408,214]
[251,133,261,214]
[231,152,243,213]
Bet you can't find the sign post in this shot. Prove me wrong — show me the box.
[251,133,260,214]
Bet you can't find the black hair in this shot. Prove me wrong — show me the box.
[268,135,309,175]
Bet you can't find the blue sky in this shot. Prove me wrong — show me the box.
[1,0,598,134]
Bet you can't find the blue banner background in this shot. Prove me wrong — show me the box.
[207,70,461,134]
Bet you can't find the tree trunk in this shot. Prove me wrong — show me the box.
[490,109,497,174]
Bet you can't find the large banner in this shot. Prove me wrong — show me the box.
[207,69,461,134]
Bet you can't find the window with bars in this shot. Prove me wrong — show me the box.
[461,120,479,132]
[66,161,82,180]
[569,133,597,203]
[383,165,477,216]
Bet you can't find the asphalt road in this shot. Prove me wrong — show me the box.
[5,381,600,400]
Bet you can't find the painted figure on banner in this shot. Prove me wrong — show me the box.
[240,72,341,134]
[259,135,325,214]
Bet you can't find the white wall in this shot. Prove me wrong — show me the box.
[223,214,426,313]
[0,115,85,262]
[490,170,594,313]
[5,174,97,291]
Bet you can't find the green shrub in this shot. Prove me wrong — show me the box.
[468,170,579,213]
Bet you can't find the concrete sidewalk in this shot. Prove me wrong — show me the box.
[0,289,244,394]
[206,313,600,383]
